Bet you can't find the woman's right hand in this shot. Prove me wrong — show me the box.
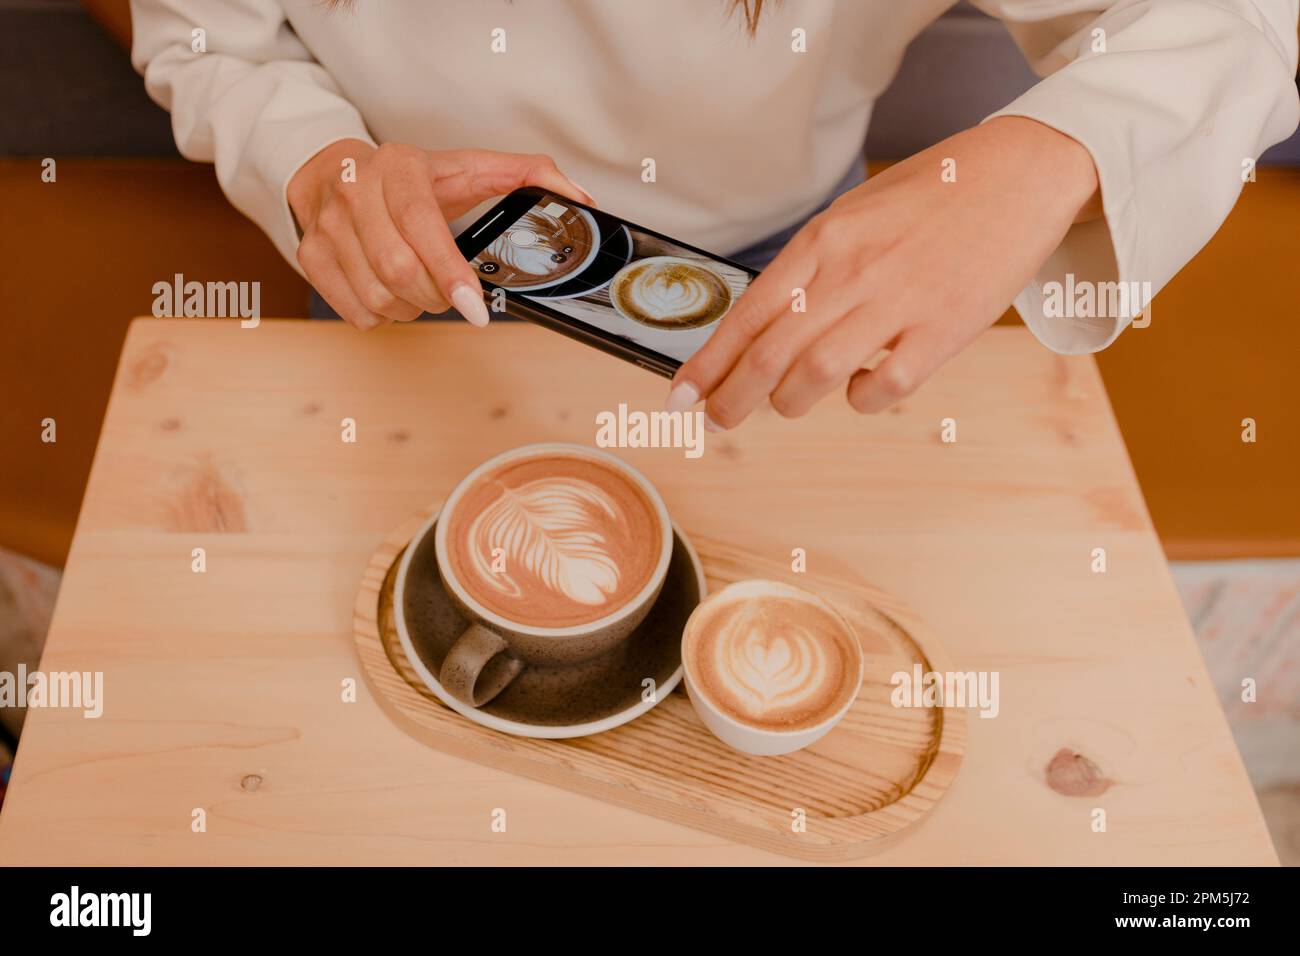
[287,139,594,330]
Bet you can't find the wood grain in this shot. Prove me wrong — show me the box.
[0,319,1277,864]
[356,508,964,861]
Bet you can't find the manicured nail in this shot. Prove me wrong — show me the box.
[451,284,490,327]
[703,415,725,433]
[665,381,700,413]
[566,177,596,205]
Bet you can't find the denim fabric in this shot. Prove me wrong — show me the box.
[308,159,867,320]
[726,161,866,271]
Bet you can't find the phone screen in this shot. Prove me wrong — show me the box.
[462,191,754,366]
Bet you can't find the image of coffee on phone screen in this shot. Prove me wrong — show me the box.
[456,188,756,377]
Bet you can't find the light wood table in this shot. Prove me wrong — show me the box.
[0,319,1276,865]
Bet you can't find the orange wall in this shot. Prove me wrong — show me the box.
[0,159,310,566]
[1093,168,1300,558]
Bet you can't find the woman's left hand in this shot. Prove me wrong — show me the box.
[666,116,1101,427]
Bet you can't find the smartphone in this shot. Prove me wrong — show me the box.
[454,187,757,378]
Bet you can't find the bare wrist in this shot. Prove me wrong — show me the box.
[987,116,1100,225]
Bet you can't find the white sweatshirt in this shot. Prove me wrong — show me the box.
[129,0,1299,353]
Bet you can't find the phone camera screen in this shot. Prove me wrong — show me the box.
[469,195,752,364]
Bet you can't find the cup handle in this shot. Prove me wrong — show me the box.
[439,623,525,708]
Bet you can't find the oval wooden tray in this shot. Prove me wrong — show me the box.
[354,508,965,861]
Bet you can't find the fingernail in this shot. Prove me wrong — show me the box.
[665,381,699,413]
[703,415,725,433]
[566,177,596,205]
[451,284,490,327]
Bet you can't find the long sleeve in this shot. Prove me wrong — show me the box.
[129,0,375,270]
[971,0,1300,353]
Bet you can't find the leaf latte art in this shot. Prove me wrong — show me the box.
[466,477,620,606]
[445,454,661,628]
[685,590,861,732]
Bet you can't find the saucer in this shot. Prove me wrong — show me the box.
[391,519,706,738]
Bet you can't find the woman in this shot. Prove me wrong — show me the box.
[130,0,1299,428]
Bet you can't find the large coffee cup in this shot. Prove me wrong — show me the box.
[484,206,601,292]
[395,443,673,708]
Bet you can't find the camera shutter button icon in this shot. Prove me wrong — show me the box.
[508,230,539,247]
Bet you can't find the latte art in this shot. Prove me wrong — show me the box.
[717,608,837,718]
[611,257,732,329]
[481,208,595,290]
[444,453,662,629]
[464,477,622,607]
[684,582,861,732]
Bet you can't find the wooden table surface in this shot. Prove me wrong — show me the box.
[0,318,1276,865]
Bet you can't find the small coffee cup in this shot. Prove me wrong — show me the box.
[394,443,673,709]
[681,579,864,756]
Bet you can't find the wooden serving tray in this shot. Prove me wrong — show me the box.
[353,509,965,861]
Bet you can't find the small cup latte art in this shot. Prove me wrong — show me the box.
[706,603,843,726]
[610,256,732,329]
[683,580,863,749]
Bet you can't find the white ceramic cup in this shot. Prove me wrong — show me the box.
[681,579,864,757]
